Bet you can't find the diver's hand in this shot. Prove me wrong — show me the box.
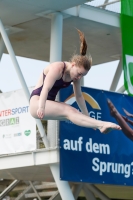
[98,122,121,134]
[37,107,45,119]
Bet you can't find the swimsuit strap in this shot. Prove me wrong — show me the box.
[62,62,66,78]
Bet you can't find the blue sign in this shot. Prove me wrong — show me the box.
[59,85,133,186]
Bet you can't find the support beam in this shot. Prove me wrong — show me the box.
[87,184,110,200]
[0,21,29,99]
[15,185,32,200]
[110,59,122,91]
[48,12,63,147]
[0,180,20,199]
[63,4,120,27]
[101,0,109,9]
[35,182,57,190]
[97,0,120,8]
[72,184,83,199]
[50,12,63,62]
[25,191,56,198]
[83,185,96,200]
[15,182,40,200]
[46,13,75,200]
[49,191,61,200]
[47,12,63,148]
[0,35,5,61]
[117,85,125,93]
[0,19,49,148]
[0,17,72,200]
[50,164,75,200]
[29,181,41,200]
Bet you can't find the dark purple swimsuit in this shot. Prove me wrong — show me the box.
[30,62,72,101]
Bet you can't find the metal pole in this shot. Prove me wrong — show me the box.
[50,12,63,62]
[97,0,120,8]
[83,185,96,200]
[101,0,109,9]
[50,164,75,200]
[0,180,20,199]
[0,17,74,200]
[72,184,83,199]
[48,12,63,147]
[117,85,125,93]
[109,59,122,91]
[29,181,41,200]
[48,12,75,200]
[49,191,61,200]
[15,181,39,200]
[87,184,110,200]
[0,34,5,61]
[0,19,49,148]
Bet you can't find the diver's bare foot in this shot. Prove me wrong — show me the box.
[98,122,121,134]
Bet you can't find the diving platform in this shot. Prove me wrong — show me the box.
[0,148,58,182]
[0,148,133,200]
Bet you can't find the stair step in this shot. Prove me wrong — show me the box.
[35,183,57,190]
[25,191,57,198]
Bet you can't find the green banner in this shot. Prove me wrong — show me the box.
[121,0,133,95]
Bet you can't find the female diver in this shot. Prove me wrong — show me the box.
[30,29,121,134]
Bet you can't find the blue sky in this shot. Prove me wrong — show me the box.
[0,54,123,93]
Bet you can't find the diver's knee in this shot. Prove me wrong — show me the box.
[66,106,79,119]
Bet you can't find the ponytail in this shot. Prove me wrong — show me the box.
[70,29,92,71]
[77,29,87,56]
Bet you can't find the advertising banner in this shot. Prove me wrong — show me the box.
[121,0,133,95]
[0,88,36,154]
[60,85,133,185]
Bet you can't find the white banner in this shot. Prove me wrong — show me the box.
[0,87,36,154]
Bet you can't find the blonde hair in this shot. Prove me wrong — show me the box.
[70,29,92,71]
